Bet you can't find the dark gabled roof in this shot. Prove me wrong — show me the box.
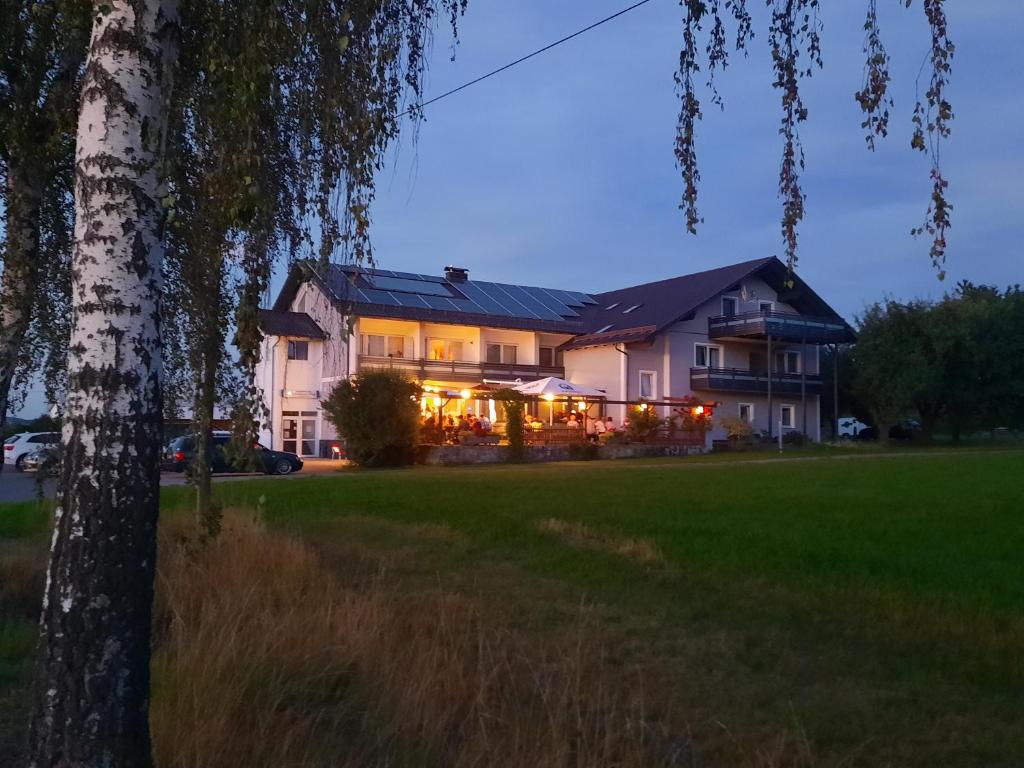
[274,261,595,334]
[270,257,854,347]
[257,309,327,339]
[563,256,854,349]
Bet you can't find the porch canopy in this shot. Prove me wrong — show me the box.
[511,376,606,398]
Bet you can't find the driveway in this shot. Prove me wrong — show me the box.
[0,459,345,504]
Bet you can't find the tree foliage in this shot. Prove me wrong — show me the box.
[675,0,954,275]
[495,388,526,462]
[321,368,420,466]
[853,286,1024,442]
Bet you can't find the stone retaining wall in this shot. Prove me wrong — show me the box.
[416,442,706,466]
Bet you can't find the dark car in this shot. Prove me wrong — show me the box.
[855,420,921,442]
[162,433,303,475]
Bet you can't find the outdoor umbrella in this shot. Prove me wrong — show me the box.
[513,377,606,425]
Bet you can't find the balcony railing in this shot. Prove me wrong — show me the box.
[358,355,564,382]
[690,366,823,395]
[708,309,851,344]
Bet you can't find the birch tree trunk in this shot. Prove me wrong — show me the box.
[28,1,178,766]
[0,161,43,436]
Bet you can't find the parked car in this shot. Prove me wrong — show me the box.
[855,420,922,442]
[22,445,60,475]
[162,433,303,475]
[3,432,60,471]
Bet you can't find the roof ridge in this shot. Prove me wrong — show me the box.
[593,256,776,298]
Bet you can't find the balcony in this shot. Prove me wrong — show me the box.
[708,310,852,344]
[358,355,565,382]
[690,366,823,396]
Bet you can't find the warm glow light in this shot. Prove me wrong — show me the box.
[460,389,471,400]
[693,405,705,415]
[542,393,555,402]
[639,403,648,411]
[433,397,441,407]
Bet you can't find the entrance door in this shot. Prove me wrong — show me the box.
[282,412,299,453]
[300,416,317,456]
[282,410,318,456]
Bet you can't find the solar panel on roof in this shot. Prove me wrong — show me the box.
[498,284,563,321]
[450,282,516,316]
[366,275,456,297]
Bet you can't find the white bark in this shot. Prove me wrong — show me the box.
[29,1,179,766]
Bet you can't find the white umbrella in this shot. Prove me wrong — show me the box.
[512,377,606,398]
[513,377,606,426]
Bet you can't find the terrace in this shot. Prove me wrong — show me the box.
[690,366,824,395]
[708,309,853,344]
[358,355,565,382]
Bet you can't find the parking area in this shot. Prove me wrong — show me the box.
[0,459,345,504]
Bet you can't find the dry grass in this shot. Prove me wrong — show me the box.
[151,510,670,767]
[538,517,666,567]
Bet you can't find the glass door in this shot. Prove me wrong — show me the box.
[282,413,298,453]
[300,418,316,456]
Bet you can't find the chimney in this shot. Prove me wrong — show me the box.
[444,265,469,283]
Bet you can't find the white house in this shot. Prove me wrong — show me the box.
[255,258,854,456]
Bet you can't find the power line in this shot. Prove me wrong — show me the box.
[400,0,656,117]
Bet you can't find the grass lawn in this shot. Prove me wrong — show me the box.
[3,450,1024,766]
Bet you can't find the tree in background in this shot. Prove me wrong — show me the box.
[851,301,928,444]
[852,288,1024,443]
[321,369,420,467]
[0,2,89,435]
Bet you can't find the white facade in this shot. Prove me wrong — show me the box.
[257,266,843,453]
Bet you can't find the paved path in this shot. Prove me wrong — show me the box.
[0,459,346,504]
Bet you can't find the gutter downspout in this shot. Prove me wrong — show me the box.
[616,343,629,424]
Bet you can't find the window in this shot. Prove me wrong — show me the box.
[596,324,614,333]
[639,370,656,400]
[485,343,517,364]
[759,301,774,313]
[605,302,620,310]
[427,338,464,361]
[739,403,754,423]
[722,296,739,317]
[774,349,800,374]
[287,340,309,360]
[780,404,795,429]
[694,343,722,368]
[539,346,564,367]
[623,304,641,314]
[362,334,406,358]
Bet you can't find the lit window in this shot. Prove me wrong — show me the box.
[287,340,309,360]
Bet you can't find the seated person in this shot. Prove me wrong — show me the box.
[567,414,580,429]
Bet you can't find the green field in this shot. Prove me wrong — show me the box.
[3,450,1024,766]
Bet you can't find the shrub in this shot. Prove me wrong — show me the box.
[494,388,526,463]
[625,406,661,442]
[321,369,420,467]
[718,415,754,441]
[782,430,808,446]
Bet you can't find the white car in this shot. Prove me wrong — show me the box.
[4,432,61,471]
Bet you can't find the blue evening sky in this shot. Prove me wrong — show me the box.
[14,1,1023,417]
